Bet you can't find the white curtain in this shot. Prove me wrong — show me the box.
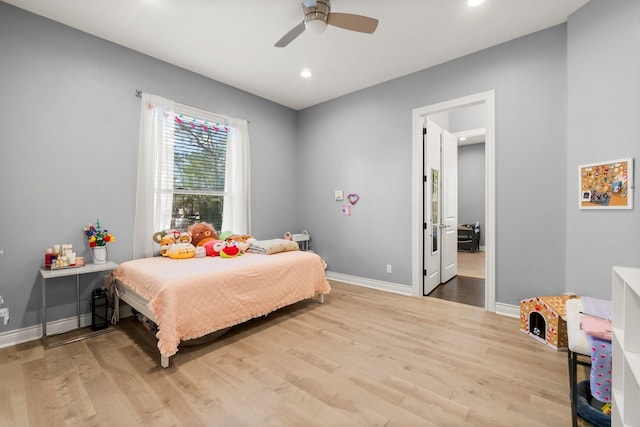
[133,93,175,259]
[222,117,251,235]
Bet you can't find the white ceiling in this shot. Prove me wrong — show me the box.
[4,0,588,110]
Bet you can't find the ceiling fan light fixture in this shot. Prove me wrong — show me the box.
[305,18,327,34]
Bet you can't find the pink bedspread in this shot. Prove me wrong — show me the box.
[113,252,331,358]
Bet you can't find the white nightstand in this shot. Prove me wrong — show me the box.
[39,261,118,348]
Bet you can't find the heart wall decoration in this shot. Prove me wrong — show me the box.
[347,193,360,205]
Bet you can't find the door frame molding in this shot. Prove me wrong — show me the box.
[411,90,496,312]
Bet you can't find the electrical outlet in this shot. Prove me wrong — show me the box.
[0,307,8,325]
[386,264,392,274]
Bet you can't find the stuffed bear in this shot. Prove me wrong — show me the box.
[176,232,192,244]
[188,222,219,247]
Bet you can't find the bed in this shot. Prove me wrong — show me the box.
[111,250,331,367]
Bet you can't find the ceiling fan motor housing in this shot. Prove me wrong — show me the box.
[304,0,330,33]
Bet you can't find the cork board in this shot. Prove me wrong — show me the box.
[579,158,633,209]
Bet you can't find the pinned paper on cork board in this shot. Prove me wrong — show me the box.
[579,158,633,209]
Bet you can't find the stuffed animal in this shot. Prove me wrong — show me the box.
[152,229,181,244]
[188,222,219,247]
[158,235,176,257]
[152,229,182,257]
[218,230,234,242]
[176,232,192,244]
[219,241,242,258]
[203,239,224,256]
[166,243,196,259]
[166,233,196,259]
[219,232,254,254]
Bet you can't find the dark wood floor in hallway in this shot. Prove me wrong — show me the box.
[428,275,485,308]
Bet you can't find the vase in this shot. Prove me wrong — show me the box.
[92,245,107,265]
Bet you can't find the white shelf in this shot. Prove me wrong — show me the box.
[612,266,640,427]
[40,261,119,279]
[611,391,623,427]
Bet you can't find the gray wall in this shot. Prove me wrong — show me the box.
[297,24,569,304]
[458,143,486,247]
[0,2,298,331]
[565,0,640,299]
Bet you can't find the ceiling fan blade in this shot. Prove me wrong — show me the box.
[274,21,306,47]
[327,12,378,34]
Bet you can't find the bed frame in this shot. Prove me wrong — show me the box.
[113,280,325,368]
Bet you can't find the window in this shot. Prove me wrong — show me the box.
[134,93,250,259]
[170,107,228,232]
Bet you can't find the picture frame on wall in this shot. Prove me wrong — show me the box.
[579,158,633,209]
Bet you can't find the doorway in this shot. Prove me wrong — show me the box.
[411,91,496,312]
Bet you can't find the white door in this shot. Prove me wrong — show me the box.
[423,119,458,295]
[441,128,458,282]
[424,118,442,295]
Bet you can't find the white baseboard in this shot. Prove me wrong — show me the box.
[325,271,413,296]
[0,324,42,349]
[0,313,90,349]
[495,302,520,318]
[326,271,519,318]
[0,307,135,350]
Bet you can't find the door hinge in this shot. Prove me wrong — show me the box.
[423,269,427,276]
[423,128,427,135]
[423,175,427,183]
[423,223,427,230]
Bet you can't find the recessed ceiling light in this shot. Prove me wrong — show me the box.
[459,137,467,141]
[468,0,485,6]
[300,68,312,78]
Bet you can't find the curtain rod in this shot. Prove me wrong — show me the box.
[134,89,250,123]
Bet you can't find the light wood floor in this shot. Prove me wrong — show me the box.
[457,250,485,279]
[1,281,586,427]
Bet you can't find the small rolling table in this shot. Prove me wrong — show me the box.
[39,261,118,349]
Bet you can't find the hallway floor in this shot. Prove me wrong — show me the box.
[428,275,485,308]
[429,250,485,308]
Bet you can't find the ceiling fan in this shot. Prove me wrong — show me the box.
[274,0,379,48]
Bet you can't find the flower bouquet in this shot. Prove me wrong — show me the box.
[83,220,115,247]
